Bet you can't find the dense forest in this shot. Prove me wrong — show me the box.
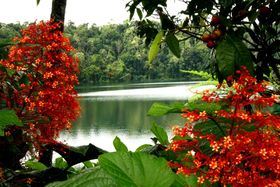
[0,21,211,84]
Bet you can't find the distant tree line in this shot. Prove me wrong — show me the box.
[0,22,211,84]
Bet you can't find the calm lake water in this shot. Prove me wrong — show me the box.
[59,81,211,151]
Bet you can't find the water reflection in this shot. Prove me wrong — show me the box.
[60,82,211,151]
[75,99,185,134]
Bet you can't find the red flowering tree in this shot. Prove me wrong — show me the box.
[168,67,280,186]
[0,21,80,153]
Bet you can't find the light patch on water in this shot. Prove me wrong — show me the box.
[78,85,216,101]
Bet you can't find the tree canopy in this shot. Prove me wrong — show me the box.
[126,0,280,83]
[0,22,212,83]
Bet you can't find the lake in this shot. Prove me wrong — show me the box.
[59,81,213,151]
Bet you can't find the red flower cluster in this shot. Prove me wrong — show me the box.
[169,68,280,186]
[0,21,80,145]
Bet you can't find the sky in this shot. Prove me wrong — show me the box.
[0,0,130,25]
[0,0,183,26]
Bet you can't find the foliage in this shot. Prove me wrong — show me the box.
[151,122,169,146]
[113,136,129,152]
[149,30,164,63]
[65,22,211,83]
[47,152,177,187]
[47,167,116,187]
[148,102,184,116]
[24,160,48,171]
[0,109,22,136]
[168,67,280,186]
[126,0,280,82]
[0,22,212,83]
[180,70,213,80]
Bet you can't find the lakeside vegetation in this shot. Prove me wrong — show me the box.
[0,21,211,84]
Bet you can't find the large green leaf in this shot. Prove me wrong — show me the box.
[166,32,181,58]
[113,136,128,152]
[148,30,164,63]
[148,102,184,116]
[135,144,153,152]
[99,152,175,187]
[172,173,198,187]
[148,103,171,116]
[151,122,169,146]
[216,33,253,80]
[47,167,117,187]
[0,109,22,136]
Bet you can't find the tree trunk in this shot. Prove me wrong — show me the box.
[50,0,67,31]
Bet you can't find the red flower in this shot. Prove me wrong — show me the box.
[0,21,80,148]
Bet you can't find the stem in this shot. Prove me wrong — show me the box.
[178,28,202,40]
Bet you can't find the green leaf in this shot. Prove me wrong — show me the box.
[148,30,164,63]
[148,103,172,116]
[172,135,192,141]
[113,136,128,152]
[6,69,16,77]
[136,8,143,20]
[0,109,22,136]
[248,12,259,23]
[0,38,13,48]
[151,122,169,146]
[135,144,153,152]
[180,70,212,80]
[19,74,30,85]
[219,0,234,8]
[25,161,48,171]
[0,39,12,60]
[54,157,68,169]
[99,152,175,187]
[160,13,175,30]
[185,100,222,115]
[198,139,213,156]
[216,33,253,80]
[194,119,227,138]
[148,102,184,116]
[47,167,117,187]
[271,103,280,115]
[242,124,256,132]
[83,161,94,168]
[36,0,40,5]
[166,32,181,58]
[172,173,198,187]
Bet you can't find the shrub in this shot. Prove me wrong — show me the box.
[168,67,280,186]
